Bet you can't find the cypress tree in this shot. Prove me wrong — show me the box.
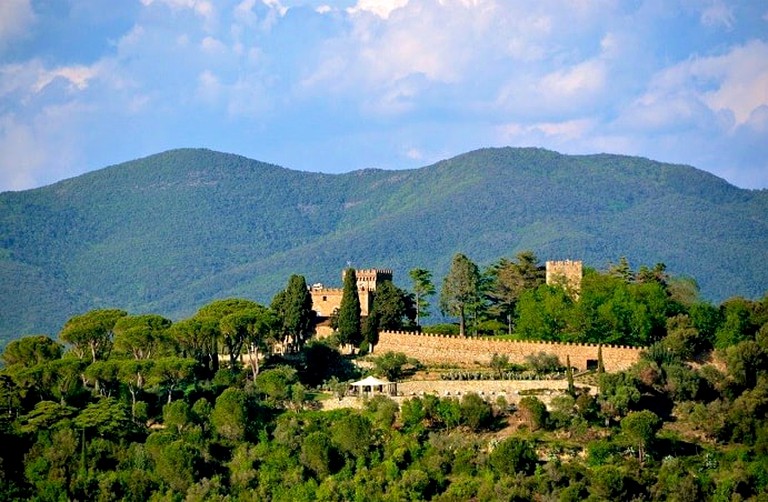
[283,274,315,352]
[337,268,362,349]
[362,308,380,353]
[566,355,575,396]
[597,345,605,374]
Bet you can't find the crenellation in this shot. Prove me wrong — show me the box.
[375,330,642,371]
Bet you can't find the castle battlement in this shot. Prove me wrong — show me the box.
[376,330,641,371]
[311,268,393,319]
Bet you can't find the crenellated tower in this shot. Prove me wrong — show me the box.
[546,260,583,299]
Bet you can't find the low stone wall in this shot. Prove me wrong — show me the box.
[321,379,598,411]
[375,331,642,372]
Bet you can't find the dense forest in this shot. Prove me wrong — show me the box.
[2,147,767,346]
[2,257,768,501]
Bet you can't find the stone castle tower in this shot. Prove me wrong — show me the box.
[310,269,393,332]
[546,260,583,298]
[344,268,393,292]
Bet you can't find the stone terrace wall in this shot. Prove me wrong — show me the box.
[376,331,642,372]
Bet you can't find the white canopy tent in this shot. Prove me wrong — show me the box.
[349,375,397,397]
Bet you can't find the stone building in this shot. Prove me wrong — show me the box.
[546,260,583,298]
[310,268,393,334]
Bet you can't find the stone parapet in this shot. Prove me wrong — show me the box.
[375,331,641,372]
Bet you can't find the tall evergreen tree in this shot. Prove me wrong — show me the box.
[440,253,481,337]
[337,268,362,349]
[272,274,315,353]
[409,268,436,327]
[486,251,545,334]
[566,355,575,396]
[374,281,413,331]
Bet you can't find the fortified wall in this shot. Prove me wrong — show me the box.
[375,331,642,372]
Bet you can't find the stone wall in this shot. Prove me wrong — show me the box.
[375,331,642,372]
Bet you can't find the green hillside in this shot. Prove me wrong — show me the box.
[1,147,767,345]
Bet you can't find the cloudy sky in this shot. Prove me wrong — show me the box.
[1,0,767,192]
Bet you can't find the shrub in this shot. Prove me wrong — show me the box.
[525,352,562,374]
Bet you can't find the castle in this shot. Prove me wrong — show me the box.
[310,268,393,333]
[288,261,637,370]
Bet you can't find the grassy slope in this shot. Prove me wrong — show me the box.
[1,147,766,345]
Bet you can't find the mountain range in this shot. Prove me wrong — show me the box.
[1,147,766,347]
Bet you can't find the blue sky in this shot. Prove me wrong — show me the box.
[1,0,767,192]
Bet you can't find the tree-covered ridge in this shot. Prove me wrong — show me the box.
[2,264,768,500]
[1,147,767,346]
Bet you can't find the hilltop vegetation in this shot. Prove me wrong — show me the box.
[1,147,767,346]
[2,263,768,500]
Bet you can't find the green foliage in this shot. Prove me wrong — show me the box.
[75,397,131,438]
[372,351,409,381]
[113,314,172,360]
[337,268,362,348]
[620,410,661,461]
[489,437,537,476]
[255,366,299,407]
[518,396,548,431]
[409,268,436,326]
[2,147,767,349]
[300,431,337,478]
[271,274,315,353]
[371,280,414,331]
[525,352,562,374]
[211,387,249,442]
[422,323,459,336]
[458,393,493,431]
[59,309,127,362]
[515,284,574,341]
[599,371,641,420]
[300,339,360,387]
[485,251,545,335]
[440,253,481,337]
[330,412,372,459]
[725,340,768,389]
[489,353,509,378]
[2,335,62,367]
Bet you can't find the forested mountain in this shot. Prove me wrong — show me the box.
[1,147,767,345]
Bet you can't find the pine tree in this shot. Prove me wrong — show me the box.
[440,253,480,337]
[337,268,362,349]
[409,268,435,327]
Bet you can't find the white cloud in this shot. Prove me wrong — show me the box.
[0,102,88,192]
[262,0,288,16]
[141,0,214,17]
[696,40,768,127]
[33,65,99,93]
[0,0,35,51]
[348,0,409,19]
[540,59,607,100]
[700,1,735,29]
[0,114,44,191]
[200,35,227,53]
[627,40,768,131]
[498,118,595,143]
